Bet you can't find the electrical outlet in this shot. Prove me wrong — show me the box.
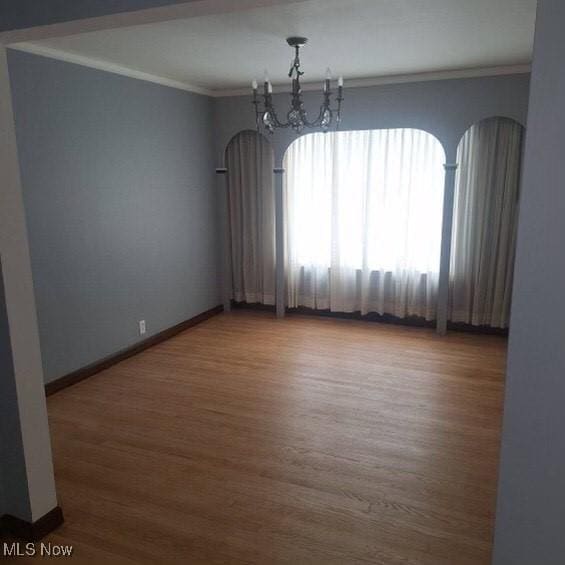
[139,320,146,335]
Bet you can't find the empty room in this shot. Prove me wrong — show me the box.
[1,1,564,563]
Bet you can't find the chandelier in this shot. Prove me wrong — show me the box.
[252,37,344,134]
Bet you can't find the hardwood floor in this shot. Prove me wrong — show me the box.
[20,311,507,563]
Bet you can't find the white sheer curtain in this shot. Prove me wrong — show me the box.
[449,117,524,328]
[225,131,275,304]
[284,129,446,320]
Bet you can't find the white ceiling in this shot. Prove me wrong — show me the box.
[14,0,536,95]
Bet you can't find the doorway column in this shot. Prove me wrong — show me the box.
[0,45,61,536]
[274,168,285,318]
[215,168,231,313]
[493,1,565,561]
[436,162,458,335]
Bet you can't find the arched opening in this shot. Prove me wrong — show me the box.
[449,116,525,329]
[224,130,275,305]
[283,128,446,320]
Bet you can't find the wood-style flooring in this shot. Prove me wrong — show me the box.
[20,311,507,563]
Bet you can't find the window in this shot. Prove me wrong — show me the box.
[285,128,445,273]
[284,128,446,319]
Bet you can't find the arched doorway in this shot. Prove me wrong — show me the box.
[449,117,525,329]
[224,130,275,305]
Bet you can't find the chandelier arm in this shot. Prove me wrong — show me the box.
[269,103,290,128]
[262,93,290,129]
[311,105,327,127]
[305,99,332,128]
[302,114,320,128]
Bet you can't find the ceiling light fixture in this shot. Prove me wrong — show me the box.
[252,37,344,134]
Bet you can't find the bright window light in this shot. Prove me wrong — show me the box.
[284,128,446,273]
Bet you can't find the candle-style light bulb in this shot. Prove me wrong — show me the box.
[338,76,344,88]
[252,79,258,90]
[267,81,273,94]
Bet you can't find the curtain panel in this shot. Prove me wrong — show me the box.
[225,131,275,304]
[284,129,446,320]
[449,117,524,328]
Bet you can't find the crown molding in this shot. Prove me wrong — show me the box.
[9,42,531,99]
[10,42,213,96]
[215,64,532,97]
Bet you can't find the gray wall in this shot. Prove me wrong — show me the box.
[0,0,190,32]
[0,259,32,520]
[8,49,220,384]
[214,73,531,166]
[493,1,565,563]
